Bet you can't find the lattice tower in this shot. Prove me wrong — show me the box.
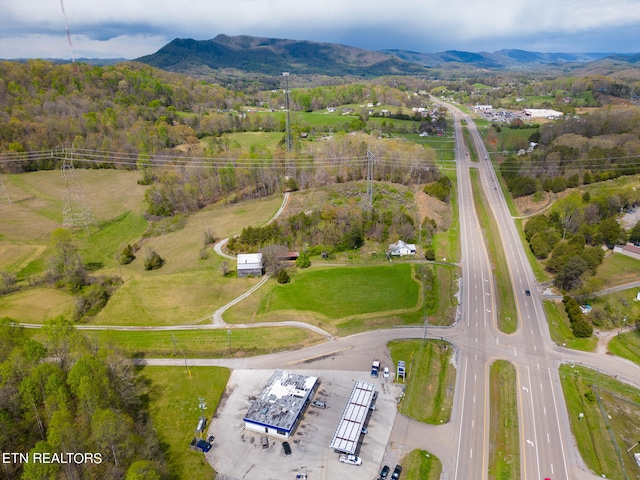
[61,148,97,232]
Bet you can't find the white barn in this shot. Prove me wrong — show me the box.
[237,253,263,277]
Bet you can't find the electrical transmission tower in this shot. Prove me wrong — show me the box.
[366,150,376,207]
[61,148,97,232]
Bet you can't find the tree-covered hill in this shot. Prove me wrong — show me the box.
[136,34,431,77]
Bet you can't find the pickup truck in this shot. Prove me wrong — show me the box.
[371,360,381,378]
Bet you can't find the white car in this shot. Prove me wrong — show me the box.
[339,454,362,466]
[383,367,390,378]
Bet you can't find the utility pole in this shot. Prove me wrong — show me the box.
[283,72,292,153]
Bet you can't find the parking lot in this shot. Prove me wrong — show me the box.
[207,368,403,480]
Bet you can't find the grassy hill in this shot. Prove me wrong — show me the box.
[0,169,458,331]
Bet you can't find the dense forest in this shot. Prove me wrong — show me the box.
[0,60,429,156]
[0,318,167,480]
[0,60,439,216]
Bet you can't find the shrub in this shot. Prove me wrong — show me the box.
[572,318,594,338]
[424,246,435,261]
[119,244,136,265]
[295,251,311,268]
[276,269,290,284]
[144,250,165,271]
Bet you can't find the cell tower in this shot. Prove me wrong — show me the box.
[61,148,97,232]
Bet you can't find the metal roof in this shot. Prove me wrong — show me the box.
[329,381,375,454]
[243,370,317,433]
[237,253,263,270]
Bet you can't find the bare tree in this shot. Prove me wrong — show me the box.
[260,245,288,275]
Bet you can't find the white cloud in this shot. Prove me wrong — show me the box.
[1,0,640,58]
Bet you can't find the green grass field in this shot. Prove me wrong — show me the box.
[544,300,598,351]
[488,360,519,480]
[0,287,75,323]
[608,328,640,365]
[559,364,640,479]
[259,263,419,318]
[399,449,442,480]
[224,263,425,334]
[593,253,640,289]
[388,339,455,424]
[82,326,323,358]
[140,366,230,480]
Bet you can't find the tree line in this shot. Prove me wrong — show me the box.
[0,317,167,480]
[500,106,640,198]
[0,60,433,160]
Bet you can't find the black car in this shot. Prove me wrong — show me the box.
[525,289,531,296]
[379,465,390,479]
[282,441,292,455]
[391,464,402,480]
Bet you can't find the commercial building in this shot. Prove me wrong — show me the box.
[243,370,318,438]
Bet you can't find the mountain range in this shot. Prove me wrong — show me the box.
[135,34,640,80]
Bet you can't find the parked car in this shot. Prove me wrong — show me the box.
[391,464,402,479]
[282,441,292,455]
[361,426,368,435]
[261,436,269,448]
[383,367,390,378]
[379,465,390,479]
[190,438,212,453]
[311,400,326,409]
[338,454,362,466]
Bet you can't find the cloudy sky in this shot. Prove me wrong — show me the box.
[1,0,640,59]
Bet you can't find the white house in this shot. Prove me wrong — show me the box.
[388,240,416,256]
[237,253,263,277]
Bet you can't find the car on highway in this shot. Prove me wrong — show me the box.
[525,289,531,296]
[338,454,362,466]
[282,441,292,455]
